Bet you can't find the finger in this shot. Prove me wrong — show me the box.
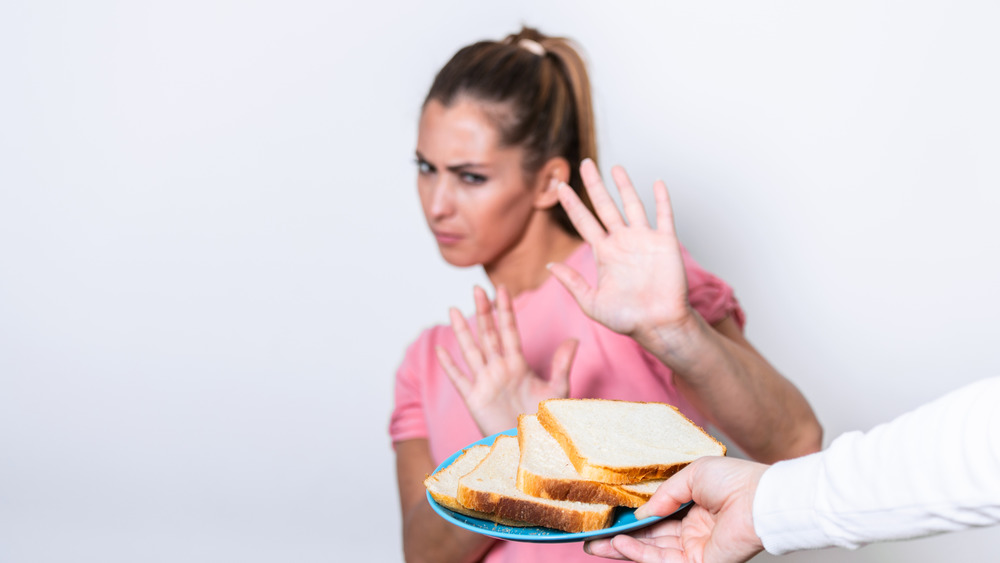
[584,520,684,560]
[635,533,684,552]
[634,464,694,520]
[583,538,628,559]
[436,346,473,399]
[493,285,523,358]
[473,286,503,359]
[653,180,679,241]
[546,262,595,316]
[610,165,649,228]
[556,183,606,243]
[579,158,626,231]
[548,338,578,397]
[610,535,687,563]
[449,307,485,373]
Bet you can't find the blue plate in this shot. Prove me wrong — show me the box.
[426,428,683,543]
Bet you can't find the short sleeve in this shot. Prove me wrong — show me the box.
[680,245,746,329]
[388,339,429,448]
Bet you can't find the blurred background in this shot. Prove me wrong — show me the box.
[1,1,998,561]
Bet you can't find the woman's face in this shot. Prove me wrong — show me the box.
[416,98,539,268]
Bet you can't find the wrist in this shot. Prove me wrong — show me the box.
[633,307,711,371]
[467,398,520,437]
[471,409,513,438]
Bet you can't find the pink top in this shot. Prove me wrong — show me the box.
[390,243,745,563]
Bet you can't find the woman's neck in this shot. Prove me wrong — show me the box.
[483,214,583,298]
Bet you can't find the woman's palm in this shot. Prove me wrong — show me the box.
[549,160,691,339]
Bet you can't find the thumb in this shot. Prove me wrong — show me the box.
[634,464,695,520]
[547,262,594,316]
[548,338,578,397]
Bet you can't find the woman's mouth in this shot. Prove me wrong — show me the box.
[433,230,463,245]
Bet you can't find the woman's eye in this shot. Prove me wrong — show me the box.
[460,172,487,185]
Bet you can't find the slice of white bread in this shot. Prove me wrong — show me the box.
[516,414,665,508]
[618,480,664,503]
[456,435,616,533]
[424,445,528,526]
[537,398,726,484]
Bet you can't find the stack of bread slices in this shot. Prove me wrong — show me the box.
[424,398,726,533]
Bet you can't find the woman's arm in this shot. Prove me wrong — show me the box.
[676,314,821,462]
[549,160,821,463]
[395,438,496,563]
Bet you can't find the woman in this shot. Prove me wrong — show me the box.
[390,27,822,563]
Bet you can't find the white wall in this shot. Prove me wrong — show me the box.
[1,1,997,561]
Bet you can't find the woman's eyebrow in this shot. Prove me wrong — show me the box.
[415,150,489,171]
[446,162,489,172]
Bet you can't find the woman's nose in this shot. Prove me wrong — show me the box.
[428,178,455,219]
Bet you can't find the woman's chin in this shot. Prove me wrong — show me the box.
[437,248,480,268]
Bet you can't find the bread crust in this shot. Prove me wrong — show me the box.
[613,484,658,507]
[456,486,614,533]
[428,490,531,527]
[515,465,630,505]
[537,398,727,485]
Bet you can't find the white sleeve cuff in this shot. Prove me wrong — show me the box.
[752,451,829,555]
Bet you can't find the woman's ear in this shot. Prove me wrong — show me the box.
[533,157,571,209]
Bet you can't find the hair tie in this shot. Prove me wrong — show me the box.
[517,38,546,56]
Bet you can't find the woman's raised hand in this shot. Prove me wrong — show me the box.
[436,285,579,437]
[548,159,693,346]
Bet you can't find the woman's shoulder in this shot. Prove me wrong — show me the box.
[396,322,455,378]
[404,322,455,355]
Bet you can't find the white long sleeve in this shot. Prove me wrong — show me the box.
[753,376,1000,554]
